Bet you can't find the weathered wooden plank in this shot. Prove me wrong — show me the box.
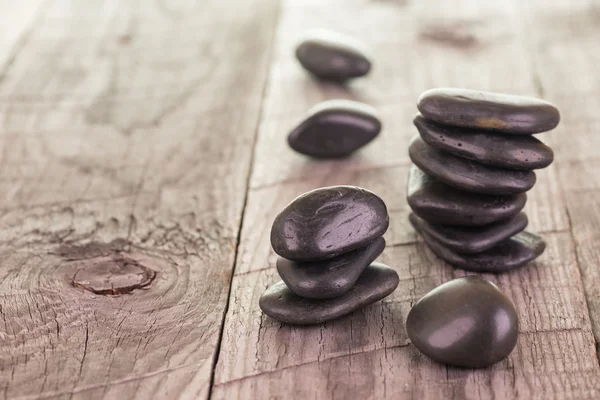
[213,0,600,398]
[0,0,47,72]
[0,0,278,399]
[517,0,600,359]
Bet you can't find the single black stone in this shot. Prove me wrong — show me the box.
[288,100,381,158]
[414,114,554,170]
[409,212,528,254]
[295,29,371,81]
[417,88,560,134]
[412,220,546,272]
[407,165,527,226]
[271,186,389,261]
[407,276,518,368]
[409,136,536,195]
[277,237,385,299]
[259,262,399,325]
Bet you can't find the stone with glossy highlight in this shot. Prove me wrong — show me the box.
[407,166,527,226]
[414,114,554,170]
[409,212,528,254]
[271,186,389,261]
[295,29,371,81]
[412,220,546,272]
[288,100,381,158]
[407,276,519,368]
[277,237,385,299]
[409,136,536,195]
[417,88,560,134]
[259,262,399,325]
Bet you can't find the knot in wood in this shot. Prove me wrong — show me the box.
[72,255,156,295]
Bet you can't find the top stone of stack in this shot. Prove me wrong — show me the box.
[270,186,389,261]
[417,88,560,135]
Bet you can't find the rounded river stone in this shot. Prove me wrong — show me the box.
[407,165,527,226]
[413,222,546,272]
[295,29,371,81]
[288,100,381,158]
[271,186,389,261]
[409,212,528,254]
[414,114,554,170]
[277,237,385,299]
[417,88,560,134]
[407,276,518,368]
[409,136,536,195]
[259,262,399,325]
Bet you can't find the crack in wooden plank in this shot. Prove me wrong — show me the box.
[214,342,413,388]
[206,1,283,399]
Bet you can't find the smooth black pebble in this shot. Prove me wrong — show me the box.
[295,29,371,81]
[409,212,528,254]
[271,186,389,261]
[417,88,560,134]
[288,100,381,158]
[409,136,536,195]
[407,165,527,226]
[407,276,518,368]
[277,237,386,299]
[414,114,554,170]
[259,262,399,325]
[413,222,546,272]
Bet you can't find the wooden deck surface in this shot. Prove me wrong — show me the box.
[1,0,599,399]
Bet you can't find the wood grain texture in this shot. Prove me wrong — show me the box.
[517,0,600,361]
[213,0,600,399]
[0,0,278,399]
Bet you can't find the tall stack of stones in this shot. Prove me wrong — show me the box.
[259,186,399,325]
[407,88,560,272]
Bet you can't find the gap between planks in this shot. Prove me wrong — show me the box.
[206,1,283,399]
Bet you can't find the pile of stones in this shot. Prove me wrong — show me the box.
[407,88,559,272]
[259,186,399,325]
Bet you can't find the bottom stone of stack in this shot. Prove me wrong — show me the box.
[259,262,399,325]
[276,237,386,299]
[410,216,545,273]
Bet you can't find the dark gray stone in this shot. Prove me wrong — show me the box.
[412,220,546,272]
[288,100,381,158]
[271,186,389,261]
[409,212,528,254]
[417,88,560,134]
[407,165,527,226]
[277,237,385,299]
[259,262,399,325]
[407,276,519,368]
[295,29,371,81]
[414,114,554,170]
[409,136,536,195]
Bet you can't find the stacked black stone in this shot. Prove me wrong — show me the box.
[407,88,560,273]
[259,186,399,325]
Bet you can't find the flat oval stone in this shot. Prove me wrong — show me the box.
[259,262,399,325]
[271,186,389,261]
[407,276,518,368]
[414,223,546,272]
[417,88,560,134]
[409,212,528,254]
[407,165,527,226]
[277,237,385,299]
[409,136,536,195]
[288,100,381,158]
[414,115,554,170]
[295,29,371,81]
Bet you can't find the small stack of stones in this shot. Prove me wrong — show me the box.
[407,88,560,272]
[287,30,381,158]
[259,186,399,325]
